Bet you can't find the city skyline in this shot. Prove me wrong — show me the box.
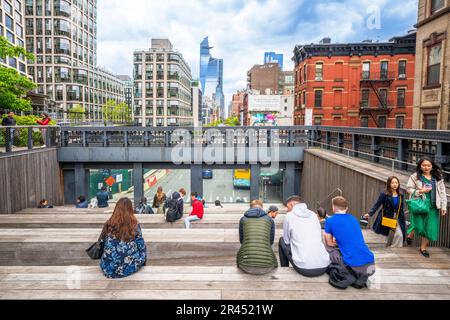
[96,0,417,108]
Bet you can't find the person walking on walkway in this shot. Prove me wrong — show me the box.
[184,192,204,229]
[2,111,16,147]
[152,186,166,215]
[365,176,406,247]
[406,158,447,258]
[237,199,277,275]
[100,198,147,278]
[278,196,330,277]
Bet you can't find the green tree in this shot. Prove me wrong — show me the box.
[0,36,36,112]
[101,100,116,126]
[68,104,85,123]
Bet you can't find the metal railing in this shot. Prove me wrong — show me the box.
[0,126,60,154]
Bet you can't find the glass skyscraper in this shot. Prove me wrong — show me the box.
[199,37,224,114]
[264,52,283,70]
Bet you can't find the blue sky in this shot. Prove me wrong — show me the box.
[97,0,419,109]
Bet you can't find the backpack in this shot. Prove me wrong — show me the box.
[165,198,179,222]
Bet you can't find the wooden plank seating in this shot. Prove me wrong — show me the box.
[0,228,387,266]
[0,263,449,300]
[0,213,285,229]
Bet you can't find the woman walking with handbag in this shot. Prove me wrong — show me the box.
[99,197,147,278]
[153,186,166,215]
[365,176,406,247]
[406,158,447,258]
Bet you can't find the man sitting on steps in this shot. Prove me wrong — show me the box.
[236,199,278,275]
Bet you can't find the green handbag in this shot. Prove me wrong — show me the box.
[406,191,429,216]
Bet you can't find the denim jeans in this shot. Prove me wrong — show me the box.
[184,215,201,229]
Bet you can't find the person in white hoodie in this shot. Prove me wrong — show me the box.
[278,195,330,277]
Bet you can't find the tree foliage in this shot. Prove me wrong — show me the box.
[101,100,132,126]
[206,117,240,127]
[0,36,36,112]
[68,104,86,123]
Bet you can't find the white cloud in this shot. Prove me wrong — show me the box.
[96,0,417,108]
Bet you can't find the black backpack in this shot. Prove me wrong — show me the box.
[165,198,179,222]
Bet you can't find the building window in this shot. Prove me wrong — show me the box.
[398,60,407,79]
[315,63,323,81]
[302,91,306,106]
[396,116,405,129]
[423,114,437,129]
[362,62,370,79]
[303,65,307,82]
[431,0,444,15]
[314,90,323,108]
[361,89,370,108]
[380,61,389,79]
[378,116,387,128]
[397,88,406,107]
[335,62,343,81]
[427,44,441,86]
[313,117,322,125]
[379,89,388,107]
[334,90,342,107]
[5,14,13,30]
[360,117,368,127]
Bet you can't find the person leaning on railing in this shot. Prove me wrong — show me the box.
[406,158,447,258]
[36,113,51,146]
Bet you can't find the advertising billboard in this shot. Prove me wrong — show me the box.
[248,95,281,112]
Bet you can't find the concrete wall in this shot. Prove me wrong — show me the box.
[0,149,64,214]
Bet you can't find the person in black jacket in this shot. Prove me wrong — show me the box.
[364,176,406,247]
[165,191,183,222]
[2,111,17,146]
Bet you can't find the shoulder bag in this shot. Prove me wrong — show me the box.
[405,178,429,216]
[86,227,107,260]
[381,195,401,229]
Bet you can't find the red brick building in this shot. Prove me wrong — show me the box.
[293,32,416,128]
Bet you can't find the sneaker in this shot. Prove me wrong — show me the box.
[359,215,369,227]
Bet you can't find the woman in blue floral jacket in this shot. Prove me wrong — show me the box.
[100,197,147,278]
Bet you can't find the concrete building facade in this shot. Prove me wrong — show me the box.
[0,0,28,76]
[133,39,193,127]
[24,0,124,121]
[413,0,450,130]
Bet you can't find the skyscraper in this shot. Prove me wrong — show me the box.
[24,0,124,121]
[264,52,283,70]
[199,37,224,119]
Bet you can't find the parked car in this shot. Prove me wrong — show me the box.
[202,169,213,179]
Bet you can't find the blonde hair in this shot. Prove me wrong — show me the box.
[250,199,263,208]
[332,196,348,211]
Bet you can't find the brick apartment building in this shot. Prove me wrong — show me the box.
[293,33,417,128]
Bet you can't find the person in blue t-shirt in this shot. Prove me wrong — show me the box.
[324,196,375,277]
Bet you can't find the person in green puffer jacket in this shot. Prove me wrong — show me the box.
[237,199,278,275]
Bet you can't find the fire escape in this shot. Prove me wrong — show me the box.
[360,69,395,128]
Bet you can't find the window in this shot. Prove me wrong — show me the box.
[379,89,388,107]
[361,89,370,108]
[14,0,21,11]
[302,91,306,106]
[427,44,441,86]
[360,116,369,127]
[378,116,387,128]
[335,62,343,81]
[380,61,388,79]
[423,114,437,129]
[15,23,22,37]
[397,88,406,107]
[8,56,17,68]
[6,30,14,43]
[5,15,13,30]
[362,62,370,79]
[431,0,444,15]
[315,63,323,81]
[334,90,342,107]
[303,65,307,82]
[3,0,12,15]
[313,117,322,125]
[396,116,405,129]
[398,61,407,79]
[314,90,323,108]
